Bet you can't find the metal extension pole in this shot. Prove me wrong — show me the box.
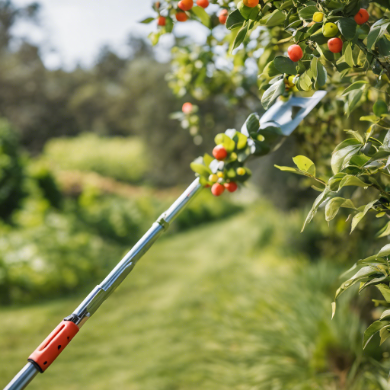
[4,91,328,390]
[4,178,203,390]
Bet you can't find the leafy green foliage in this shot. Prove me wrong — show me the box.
[276,120,390,345]
[0,181,242,305]
[145,0,390,353]
[332,243,390,348]
[41,134,149,183]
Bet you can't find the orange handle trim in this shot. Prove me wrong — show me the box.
[28,320,79,372]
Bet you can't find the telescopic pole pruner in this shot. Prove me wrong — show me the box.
[3,91,326,390]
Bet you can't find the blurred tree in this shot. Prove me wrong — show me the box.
[0,119,25,220]
[0,0,40,50]
[0,0,242,186]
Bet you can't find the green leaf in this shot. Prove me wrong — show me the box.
[341,81,368,96]
[311,57,318,78]
[261,79,285,110]
[334,138,362,153]
[380,309,390,320]
[297,72,312,92]
[245,113,260,135]
[292,155,315,175]
[191,6,210,27]
[349,154,370,168]
[372,299,390,308]
[344,44,354,67]
[379,325,390,345]
[328,173,346,190]
[262,61,282,78]
[140,17,155,24]
[378,36,390,57]
[367,19,390,51]
[261,9,286,27]
[199,175,208,186]
[203,153,214,167]
[377,284,390,303]
[274,56,297,75]
[374,100,389,117]
[232,22,249,51]
[316,61,327,87]
[331,144,362,174]
[298,5,317,20]
[344,130,365,144]
[351,200,377,233]
[148,31,161,46]
[346,89,364,116]
[336,266,382,301]
[235,131,248,150]
[274,165,307,175]
[190,162,211,177]
[226,9,245,30]
[377,222,390,238]
[325,197,356,221]
[360,276,389,293]
[337,18,357,40]
[378,244,390,258]
[311,28,328,45]
[339,175,370,189]
[238,3,260,20]
[363,320,390,349]
[356,255,386,267]
[331,301,336,319]
[222,135,236,153]
[302,188,332,232]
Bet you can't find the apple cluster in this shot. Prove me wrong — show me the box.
[190,129,252,197]
[287,8,369,64]
[154,0,229,26]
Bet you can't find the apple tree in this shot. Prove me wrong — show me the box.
[144,0,390,348]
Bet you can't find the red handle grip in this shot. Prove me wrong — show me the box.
[28,320,79,372]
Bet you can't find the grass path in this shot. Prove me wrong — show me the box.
[0,207,368,390]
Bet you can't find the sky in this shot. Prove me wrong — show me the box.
[12,0,201,69]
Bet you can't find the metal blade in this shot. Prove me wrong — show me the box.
[260,90,327,136]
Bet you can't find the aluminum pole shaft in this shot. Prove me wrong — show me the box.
[3,178,203,390]
[4,364,38,390]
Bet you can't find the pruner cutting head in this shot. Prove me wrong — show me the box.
[259,90,327,136]
[240,91,327,157]
[205,91,327,178]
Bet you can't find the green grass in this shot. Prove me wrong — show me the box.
[0,205,388,390]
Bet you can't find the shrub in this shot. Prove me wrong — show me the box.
[41,134,149,183]
[0,181,244,304]
[29,161,63,209]
[174,190,243,231]
[76,186,167,245]
[75,185,243,244]
[0,209,124,305]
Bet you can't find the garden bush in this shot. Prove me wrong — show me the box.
[75,186,167,245]
[28,161,63,209]
[144,0,390,353]
[0,179,244,304]
[41,134,149,183]
[0,208,124,305]
[174,190,244,231]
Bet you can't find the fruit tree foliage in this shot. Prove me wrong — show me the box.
[144,0,390,349]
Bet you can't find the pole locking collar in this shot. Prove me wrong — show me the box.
[157,213,170,231]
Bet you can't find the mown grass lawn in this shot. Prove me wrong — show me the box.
[0,205,378,390]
